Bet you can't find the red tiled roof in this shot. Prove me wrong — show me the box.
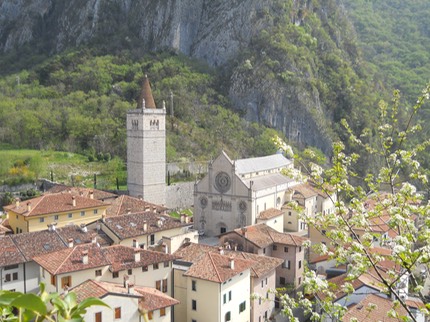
[4,193,108,217]
[106,195,166,217]
[103,212,190,240]
[184,252,255,283]
[174,243,283,278]
[0,236,26,266]
[292,183,318,199]
[33,244,177,275]
[258,208,283,220]
[230,223,308,248]
[137,287,180,311]
[343,294,408,321]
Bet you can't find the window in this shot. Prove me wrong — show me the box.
[54,215,59,220]
[128,269,132,275]
[261,280,263,288]
[80,211,85,216]
[164,261,170,268]
[68,213,72,218]
[95,269,102,277]
[282,260,290,269]
[298,277,302,285]
[61,276,72,288]
[264,311,268,319]
[142,266,148,272]
[239,301,246,313]
[147,311,153,320]
[150,234,155,245]
[299,246,302,252]
[280,277,286,285]
[192,280,197,291]
[263,248,266,254]
[223,293,226,304]
[153,263,159,270]
[4,274,10,282]
[94,209,98,215]
[114,307,121,319]
[284,246,288,253]
[299,260,302,269]
[162,279,168,293]
[229,291,232,301]
[225,311,231,322]
[39,217,45,223]
[156,280,161,291]
[265,278,268,285]
[95,312,102,322]
[272,245,277,251]
[12,272,18,281]
[4,265,18,270]
[160,307,166,316]
[192,300,197,310]
[288,211,291,216]
[112,272,119,278]
[51,274,56,286]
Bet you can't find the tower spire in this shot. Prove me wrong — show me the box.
[138,75,156,109]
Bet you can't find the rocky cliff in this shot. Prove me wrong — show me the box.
[0,0,366,154]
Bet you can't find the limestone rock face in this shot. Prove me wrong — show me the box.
[0,0,348,153]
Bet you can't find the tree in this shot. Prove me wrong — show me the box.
[0,283,109,322]
[279,84,430,321]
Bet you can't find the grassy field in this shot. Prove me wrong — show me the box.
[0,146,126,190]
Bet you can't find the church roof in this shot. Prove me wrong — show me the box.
[137,75,156,109]
[244,173,295,190]
[235,154,292,175]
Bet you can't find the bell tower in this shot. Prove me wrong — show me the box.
[127,75,166,205]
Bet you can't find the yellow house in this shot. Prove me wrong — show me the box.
[4,192,109,233]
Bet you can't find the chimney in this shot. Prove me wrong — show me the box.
[218,247,224,255]
[89,190,94,199]
[68,238,74,248]
[229,258,235,270]
[126,208,131,214]
[134,249,141,262]
[123,275,129,288]
[157,218,163,228]
[145,206,150,212]
[15,198,20,208]
[80,223,88,233]
[143,221,147,232]
[162,244,168,254]
[26,202,31,212]
[132,239,138,248]
[72,196,76,207]
[82,250,89,264]
[128,283,134,294]
[48,223,57,232]
[91,234,97,244]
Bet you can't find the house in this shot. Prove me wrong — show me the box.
[71,279,179,322]
[97,211,197,253]
[33,243,176,295]
[219,223,307,289]
[173,242,283,322]
[173,246,255,322]
[104,194,167,217]
[194,151,297,236]
[1,224,112,293]
[4,192,109,233]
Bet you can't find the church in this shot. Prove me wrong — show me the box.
[193,151,298,236]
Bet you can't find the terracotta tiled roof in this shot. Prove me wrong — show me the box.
[292,183,318,199]
[343,294,408,321]
[33,244,177,275]
[184,252,255,283]
[137,75,156,109]
[317,272,385,301]
[4,193,108,217]
[71,280,179,310]
[44,185,118,201]
[230,223,308,248]
[0,223,12,234]
[33,244,110,275]
[258,208,283,220]
[0,236,26,266]
[10,229,68,261]
[106,195,166,217]
[103,212,190,240]
[174,242,283,278]
[55,225,113,247]
[137,286,180,311]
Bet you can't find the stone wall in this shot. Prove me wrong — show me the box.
[166,181,194,210]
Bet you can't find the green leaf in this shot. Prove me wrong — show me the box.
[75,297,110,312]
[10,294,47,315]
[0,292,21,306]
[63,292,77,309]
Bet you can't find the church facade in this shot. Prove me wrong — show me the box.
[127,76,166,205]
[193,151,298,236]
